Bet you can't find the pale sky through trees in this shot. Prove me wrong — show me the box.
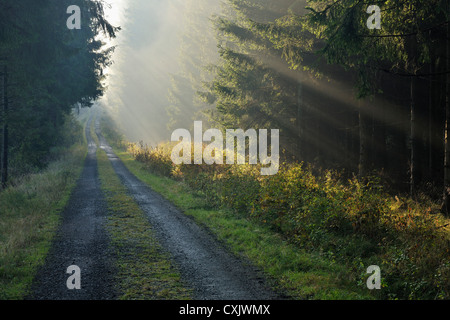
[100,0,197,146]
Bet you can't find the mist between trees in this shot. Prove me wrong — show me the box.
[0,0,449,301]
[1,0,450,215]
[101,0,450,214]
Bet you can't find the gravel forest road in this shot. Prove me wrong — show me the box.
[27,116,117,300]
[27,114,281,300]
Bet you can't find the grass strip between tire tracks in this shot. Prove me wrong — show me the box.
[95,136,193,300]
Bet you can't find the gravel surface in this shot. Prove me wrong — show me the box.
[95,120,283,300]
[27,117,118,300]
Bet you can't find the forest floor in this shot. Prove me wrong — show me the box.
[26,112,282,300]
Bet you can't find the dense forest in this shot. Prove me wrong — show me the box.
[1,0,449,301]
[161,0,450,214]
[0,0,117,185]
[1,1,449,205]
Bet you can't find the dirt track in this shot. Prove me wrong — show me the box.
[27,116,117,300]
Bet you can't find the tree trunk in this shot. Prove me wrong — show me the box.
[428,63,433,182]
[442,4,450,216]
[297,74,303,158]
[359,100,369,178]
[379,104,387,172]
[410,75,418,198]
[1,65,8,189]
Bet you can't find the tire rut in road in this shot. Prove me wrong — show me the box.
[95,120,283,300]
[27,116,117,300]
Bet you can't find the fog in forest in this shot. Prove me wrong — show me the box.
[2,0,450,302]
[99,0,222,146]
[99,0,384,150]
[97,0,439,196]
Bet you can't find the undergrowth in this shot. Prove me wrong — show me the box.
[103,116,450,300]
